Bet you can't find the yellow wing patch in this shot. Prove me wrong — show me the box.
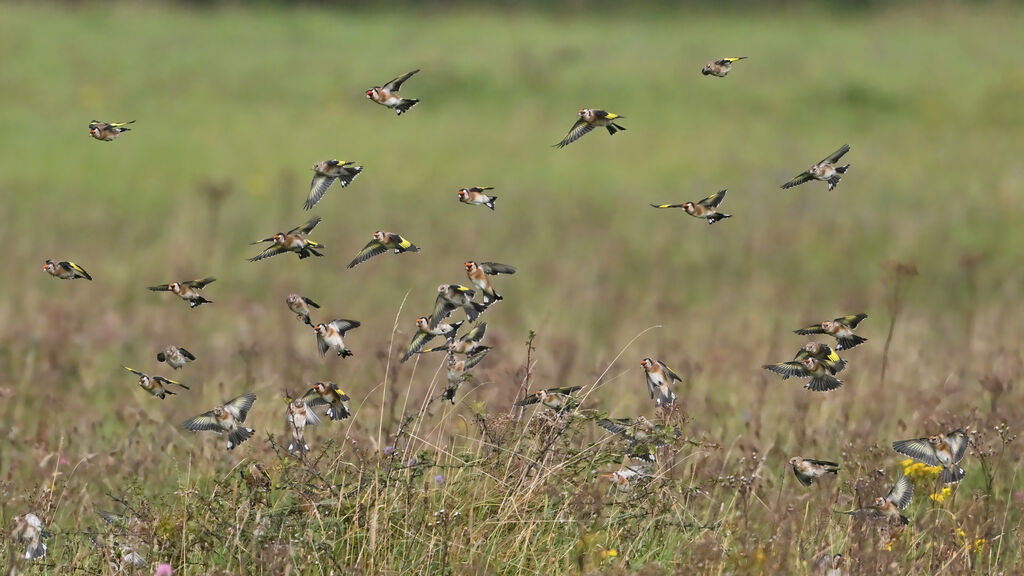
[605,113,620,120]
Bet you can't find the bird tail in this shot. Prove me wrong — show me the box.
[327,404,351,421]
[805,375,843,392]
[288,437,309,453]
[396,99,419,115]
[835,164,850,174]
[485,196,497,210]
[897,514,910,526]
[827,174,843,191]
[24,541,47,560]
[338,348,354,358]
[227,427,255,450]
[189,297,212,308]
[940,466,966,484]
[708,213,732,224]
[446,321,465,341]
[465,301,488,322]
[606,123,626,135]
[836,335,867,350]
[484,290,503,304]
[302,316,313,326]
[656,388,676,406]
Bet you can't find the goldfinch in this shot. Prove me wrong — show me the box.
[156,346,196,370]
[762,357,843,392]
[123,366,189,399]
[88,120,134,141]
[147,277,216,308]
[313,319,361,358]
[182,392,257,450]
[781,145,852,191]
[789,456,840,486]
[515,386,583,412]
[307,160,363,210]
[835,475,914,525]
[402,317,463,362]
[601,466,649,493]
[458,187,498,210]
[640,358,680,407]
[286,294,320,326]
[249,216,324,261]
[366,69,420,115]
[465,261,516,304]
[892,429,969,484]
[701,57,747,77]
[303,382,351,420]
[554,109,626,148]
[598,415,680,463]
[793,342,846,373]
[445,350,490,399]
[347,231,419,268]
[43,259,92,280]
[431,284,487,327]
[650,189,732,224]
[794,314,868,350]
[286,397,321,453]
[10,513,51,560]
[422,322,488,355]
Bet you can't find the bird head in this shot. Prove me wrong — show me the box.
[286,294,301,306]
[640,358,654,370]
[168,282,182,294]
[788,456,801,466]
[43,260,56,273]
[416,317,430,330]
[578,108,592,121]
[366,88,379,99]
[372,231,387,243]
[465,261,477,272]
[873,496,886,507]
[458,189,469,200]
[437,284,449,294]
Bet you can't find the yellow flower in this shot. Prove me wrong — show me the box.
[929,486,952,503]
[602,548,618,558]
[972,538,986,552]
[903,459,943,480]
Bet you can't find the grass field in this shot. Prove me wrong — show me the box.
[1,2,1023,574]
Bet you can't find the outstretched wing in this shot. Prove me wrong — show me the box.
[837,313,868,329]
[554,118,594,148]
[658,361,683,382]
[763,361,807,378]
[479,262,516,275]
[460,322,487,343]
[384,69,420,92]
[946,430,969,463]
[147,283,172,292]
[886,475,914,510]
[289,216,322,236]
[551,385,582,395]
[183,277,216,289]
[892,437,940,466]
[123,366,146,377]
[794,323,828,336]
[306,175,336,210]
[698,189,727,209]
[329,319,361,335]
[462,348,490,370]
[430,294,457,327]
[348,239,387,268]
[225,392,257,422]
[820,144,851,165]
[514,394,540,407]
[403,331,436,361]
[597,418,632,436]
[804,458,840,467]
[248,245,289,262]
[303,297,320,308]
[781,171,813,189]
[182,410,221,432]
[65,261,92,280]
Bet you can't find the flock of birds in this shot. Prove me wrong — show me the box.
[14,60,969,572]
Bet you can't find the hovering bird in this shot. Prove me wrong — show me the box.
[835,475,914,525]
[515,386,583,412]
[286,397,321,453]
[303,382,351,421]
[347,231,420,268]
[123,366,189,399]
[701,57,747,77]
[431,284,488,327]
[286,294,320,326]
[781,145,852,191]
[792,342,846,373]
[892,429,969,484]
[249,216,324,261]
[156,346,196,370]
[422,322,488,355]
[650,189,732,224]
[88,120,134,141]
[43,259,92,280]
[402,317,463,362]
[465,261,516,304]
[147,277,216,308]
[181,392,257,450]
[794,314,868,350]
[441,372,472,406]
[601,465,650,493]
[313,319,361,358]
[366,69,420,115]
[307,160,363,210]
[10,512,51,560]
[640,358,681,407]
[458,187,498,210]
[789,456,841,486]
[554,109,626,148]
[762,357,843,392]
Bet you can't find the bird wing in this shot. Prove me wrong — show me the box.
[384,69,420,92]
[302,297,320,308]
[348,239,388,268]
[554,118,594,148]
[781,171,814,189]
[403,331,435,361]
[480,262,516,275]
[792,349,811,362]
[699,189,727,209]
[718,57,746,64]
[123,366,146,377]
[794,324,828,335]
[289,216,322,236]
[248,245,289,262]
[791,466,813,486]
[460,322,487,343]
[820,144,851,165]
[658,361,683,382]
[837,313,868,329]
[514,394,540,407]
[184,277,216,289]
[179,348,196,360]
[887,475,914,510]
[182,411,221,432]
[225,392,257,422]
[892,438,941,466]
[947,430,969,463]
[306,175,336,210]
[597,418,632,436]
[804,458,840,467]
[329,319,361,335]
[462,348,490,370]
[552,385,583,395]
[65,261,92,279]
[303,404,322,427]
[592,110,622,120]
[430,294,457,327]
[385,233,418,251]
[147,284,172,292]
[301,388,326,407]
[651,203,685,209]
[327,384,351,401]
[763,362,808,378]
[336,165,362,187]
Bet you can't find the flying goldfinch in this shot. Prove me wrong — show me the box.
[422,322,488,355]
[441,372,472,405]
[307,160,363,210]
[554,109,626,148]
[835,475,914,525]
[43,259,92,280]
[303,382,352,420]
[792,342,846,373]
[794,314,868,350]
[182,392,257,451]
[147,277,216,308]
[249,216,324,261]
[88,120,134,141]
[650,189,732,224]
[124,366,189,399]
[402,317,463,362]
[431,284,487,327]
[465,261,516,304]
[156,346,196,370]
[286,294,320,326]
[515,386,583,412]
[640,358,680,407]
[789,456,840,486]
[762,357,843,392]
[600,465,650,493]
[10,513,51,560]
[286,397,321,453]
[313,319,361,358]
[365,69,420,115]
[701,57,747,77]
[446,349,490,389]
[892,429,969,484]
[458,187,498,210]
[347,231,420,268]
[781,145,852,191]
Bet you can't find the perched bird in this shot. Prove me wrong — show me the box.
[762,357,843,392]
[789,456,841,486]
[431,284,488,327]
[650,189,732,224]
[422,322,488,355]
[555,109,626,148]
[156,346,196,370]
[147,277,216,308]
[249,216,324,261]
[402,317,463,362]
[794,314,868,350]
[88,120,135,141]
[465,261,516,304]
[458,187,498,210]
[307,159,363,210]
[286,294,320,326]
[313,319,361,358]
[303,382,352,420]
[347,231,420,268]
[240,462,272,493]
[598,416,680,463]
[601,466,650,493]
[892,429,969,484]
[781,145,852,191]
[10,512,50,560]
[640,358,681,407]
[181,392,257,450]
[835,475,914,525]
[515,386,583,412]
[286,397,321,453]
[365,69,420,115]
[792,342,846,374]
[701,57,747,77]
[43,259,92,280]
[123,366,189,399]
